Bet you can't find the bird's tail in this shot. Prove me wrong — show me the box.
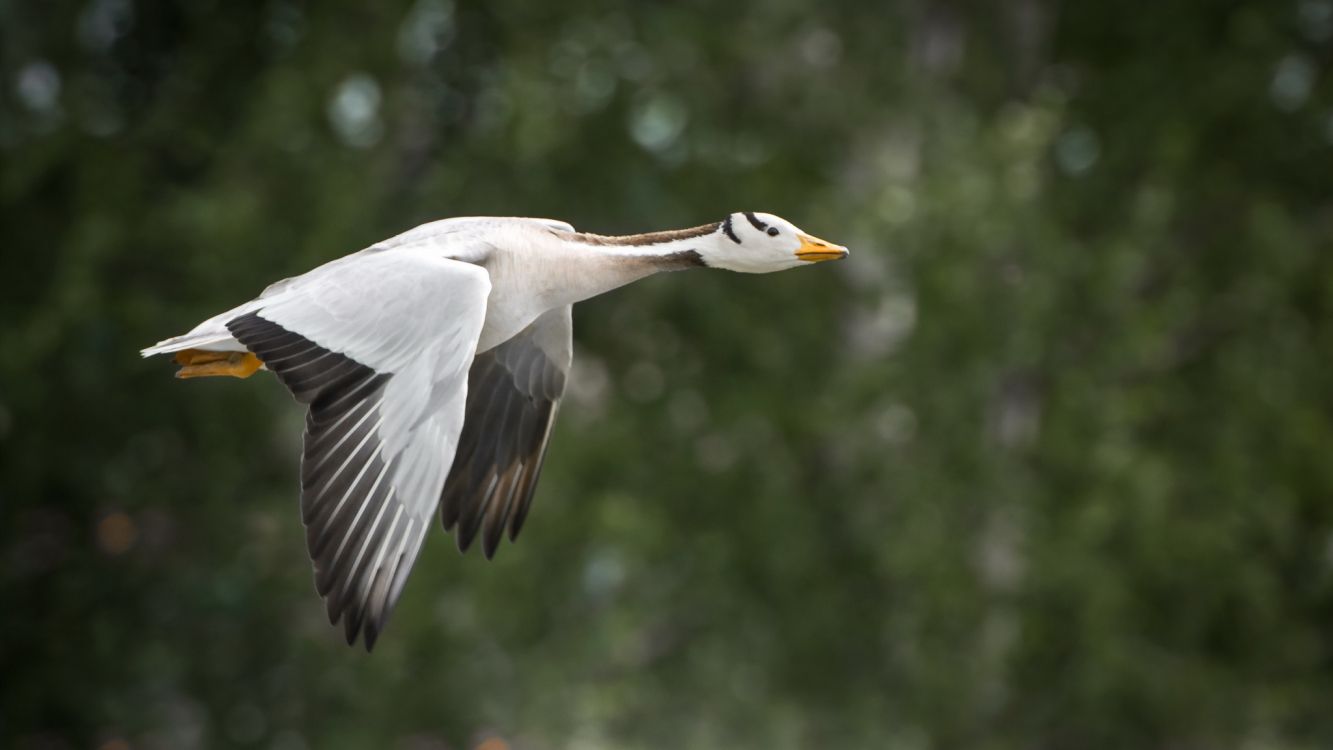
[140,329,239,358]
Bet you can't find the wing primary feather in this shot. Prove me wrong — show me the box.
[442,368,505,532]
[317,442,391,590]
[481,460,527,559]
[303,406,385,498]
[363,511,413,651]
[334,493,397,643]
[309,371,387,413]
[255,340,323,367]
[507,404,560,541]
[438,308,570,556]
[313,445,391,574]
[456,471,499,553]
[279,353,357,388]
[439,362,494,530]
[228,323,299,349]
[456,380,524,542]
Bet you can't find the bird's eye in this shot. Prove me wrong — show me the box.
[767,227,779,237]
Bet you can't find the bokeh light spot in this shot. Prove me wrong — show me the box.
[97,512,138,556]
[1054,126,1100,175]
[695,432,737,473]
[77,0,134,52]
[1299,0,1333,41]
[398,0,455,65]
[629,94,688,153]
[799,28,843,69]
[16,61,61,114]
[623,361,664,402]
[1270,55,1315,111]
[328,73,383,148]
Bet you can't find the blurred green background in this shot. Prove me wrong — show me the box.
[4,0,1333,748]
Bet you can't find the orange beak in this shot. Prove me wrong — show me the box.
[795,234,849,263]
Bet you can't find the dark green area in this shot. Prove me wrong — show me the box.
[4,1,1333,748]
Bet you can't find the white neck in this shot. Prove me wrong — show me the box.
[537,223,720,307]
[473,222,722,353]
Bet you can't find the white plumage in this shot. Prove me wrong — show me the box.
[142,213,846,649]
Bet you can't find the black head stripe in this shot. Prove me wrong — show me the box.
[744,211,770,231]
[722,215,741,244]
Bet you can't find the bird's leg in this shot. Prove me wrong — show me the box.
[174,349,264,379]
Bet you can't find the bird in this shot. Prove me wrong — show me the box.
[141,212,848,649]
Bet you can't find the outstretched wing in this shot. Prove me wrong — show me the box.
[226,249,491,650]
[440,306,572,559]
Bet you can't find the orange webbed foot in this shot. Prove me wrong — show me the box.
[174,349,264,379]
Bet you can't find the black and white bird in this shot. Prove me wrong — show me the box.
[141,212,848,649]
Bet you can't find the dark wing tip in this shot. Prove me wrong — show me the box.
[455,508,484,553]
[439,311,568,562]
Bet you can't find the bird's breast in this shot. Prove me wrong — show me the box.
[471,248,566,353]
[474,287,548,354]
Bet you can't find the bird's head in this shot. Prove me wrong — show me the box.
[699,211,849,273]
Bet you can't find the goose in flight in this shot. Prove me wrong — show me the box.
[142,212,848,649]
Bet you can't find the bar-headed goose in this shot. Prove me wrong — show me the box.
[142,212,848,649]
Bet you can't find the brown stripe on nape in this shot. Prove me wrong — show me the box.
[558,222,721,247]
